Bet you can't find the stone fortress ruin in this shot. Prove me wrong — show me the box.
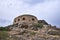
[8,14,60,40]
[11,14,50,30]
[13,14,38,28]
[13,14,38,25]
[10,14,52,32]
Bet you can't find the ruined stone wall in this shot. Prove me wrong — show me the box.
[13,15,38,25]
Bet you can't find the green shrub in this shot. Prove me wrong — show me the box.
[30,32,36,35]
[0,27,7,31]
[0,24,14,31]
[38,20,48,25]
[0,27,10,31]
[32,23,43,28]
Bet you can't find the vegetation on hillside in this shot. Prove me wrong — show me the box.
[0,27,10,31]
[0,24,15,31]
[0,31,9,40]
[32,23,43,28]
[38,20,48,25]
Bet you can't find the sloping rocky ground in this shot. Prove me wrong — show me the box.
[8,24,60,40]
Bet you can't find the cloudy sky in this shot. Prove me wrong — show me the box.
[0,0,60,27]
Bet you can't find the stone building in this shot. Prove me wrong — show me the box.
[13,14,38,27]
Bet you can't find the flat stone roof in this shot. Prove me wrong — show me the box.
[14,14,37,19]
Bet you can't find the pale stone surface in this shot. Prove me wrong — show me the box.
[13,14,38,25]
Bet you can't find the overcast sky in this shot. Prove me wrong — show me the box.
[0,0,60,27]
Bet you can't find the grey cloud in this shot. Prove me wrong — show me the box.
[23,0,45,5]
[0,18,11,26]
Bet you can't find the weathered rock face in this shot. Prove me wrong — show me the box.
[9,34,60,40]
[9,30,60,40]
[8,24,60,40]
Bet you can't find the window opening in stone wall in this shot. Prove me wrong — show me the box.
[22,18,25,20]
[32,18,35,21]
[18,19,20,21]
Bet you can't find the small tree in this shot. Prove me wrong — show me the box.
[32,23,43,28]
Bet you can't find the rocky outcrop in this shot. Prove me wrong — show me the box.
[8,24,60,40]
[8,30,60,40]
[38,20,48,25]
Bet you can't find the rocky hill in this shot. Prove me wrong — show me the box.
[6,20,60,40]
